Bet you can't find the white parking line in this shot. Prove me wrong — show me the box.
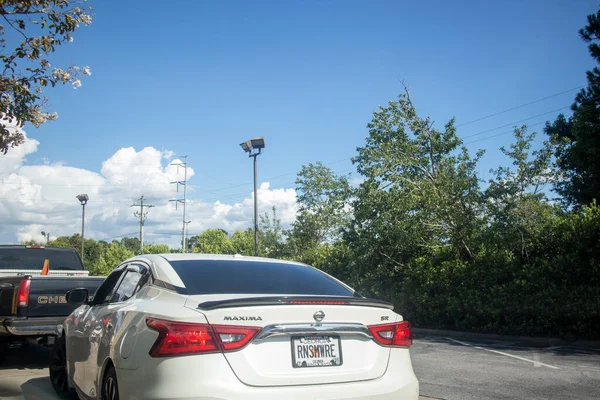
[445,337,560,370]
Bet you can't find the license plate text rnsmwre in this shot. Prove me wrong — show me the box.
[291,335,343,368]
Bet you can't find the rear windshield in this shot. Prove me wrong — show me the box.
[169,260,354,296]
[0,248,83,271]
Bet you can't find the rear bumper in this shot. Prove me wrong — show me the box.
[116,349,419,400]
[1,316,64,336]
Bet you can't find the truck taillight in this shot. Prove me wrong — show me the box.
[368,321,412,348]
[17,278,31,307]
[145,318,261,358]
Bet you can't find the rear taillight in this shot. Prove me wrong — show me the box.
[212,324,261,351]
[17,278,31,307]
[145,318,261,358]
[368,321,412,348]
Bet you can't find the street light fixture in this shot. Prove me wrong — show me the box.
[239,137,265,257]
[76,194,89,258]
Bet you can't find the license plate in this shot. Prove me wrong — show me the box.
[291,335,343,368]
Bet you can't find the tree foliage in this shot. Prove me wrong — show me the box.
[100,242,134,275]
[0,0,93,154]
[544,8,600,208]
[259,206,286,258]
[287,162,350,260]
[190,229,233,255]
[351,85,484,263]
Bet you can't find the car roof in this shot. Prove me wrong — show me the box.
[123,253,311,289]
[158,253,304,264]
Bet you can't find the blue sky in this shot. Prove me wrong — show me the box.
[0,0,597,244]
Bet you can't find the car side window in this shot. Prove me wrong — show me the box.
[91,269,124,305]
[110,269,143,303]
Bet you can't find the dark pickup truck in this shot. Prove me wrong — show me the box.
[0,246,105,363]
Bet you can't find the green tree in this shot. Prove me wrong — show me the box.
[288,162,351,258]
[230,229,255,256]
[50,233,81,251]
[544,8,600,208]
[120,237,141,255]
[143,243,170,254]
[485,126,558,259]
[0,0,93,154]
[99,242,134,275]
[351,86,484,261]
[259,206,286,258]
[82,238,107,272]
[43,233,108,274]
[87,256,108,276]
[342,85,486,306]
[191,229,233,254]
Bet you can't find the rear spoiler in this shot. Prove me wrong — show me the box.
[197,296,394,310]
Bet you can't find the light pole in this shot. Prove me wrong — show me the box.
[40,231,50,244]
[240,137,265,257]
[76,194,89,258]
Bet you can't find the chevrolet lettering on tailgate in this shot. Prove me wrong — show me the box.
[37,295,68,304]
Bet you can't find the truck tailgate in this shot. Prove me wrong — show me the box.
[26,276,105,317]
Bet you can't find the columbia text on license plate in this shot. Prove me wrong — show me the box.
[291,335,343,368]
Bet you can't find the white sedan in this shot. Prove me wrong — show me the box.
[49,254,419,400]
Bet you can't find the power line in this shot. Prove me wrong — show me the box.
[199,156,353,196]
[462,106,569,139]
[196,167,357,204]
[464,121,546,145]
[456,85,583,127]
[96,231,140,242]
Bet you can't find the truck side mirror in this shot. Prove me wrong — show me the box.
[66,288,89,304]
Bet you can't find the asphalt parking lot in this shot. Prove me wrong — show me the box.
[412,334,600,400]
[1,335,599,400]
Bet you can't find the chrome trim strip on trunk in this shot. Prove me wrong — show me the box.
[254,323,373,342]
[197,296,394,310]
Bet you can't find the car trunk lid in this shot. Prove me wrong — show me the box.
[184,295,398,387]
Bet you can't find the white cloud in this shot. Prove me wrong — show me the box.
[161,149,175,160]
[0,128,298,248]
[0,121,39,176]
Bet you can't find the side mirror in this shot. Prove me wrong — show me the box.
[66,288,89,304]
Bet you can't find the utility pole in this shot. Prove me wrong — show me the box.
[170,155,188,253]
[184,220,191,252]
[131,195,154,253]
